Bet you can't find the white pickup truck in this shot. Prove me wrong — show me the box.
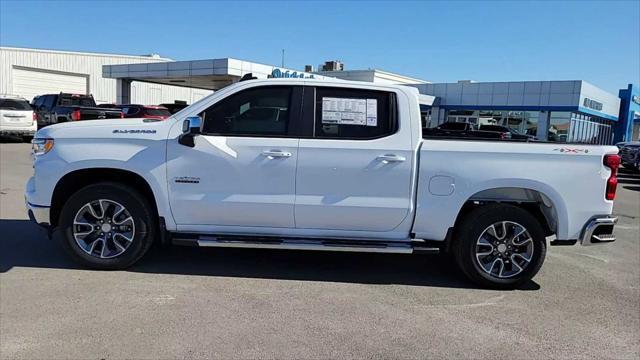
[25,78,621,288]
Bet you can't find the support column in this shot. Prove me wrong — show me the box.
[116,79,132,105]
[537,111,550,141]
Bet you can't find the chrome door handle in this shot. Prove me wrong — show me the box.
[377,154,406,163]
[262,150,292,159]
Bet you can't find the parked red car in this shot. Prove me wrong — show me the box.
[99,104,172,120]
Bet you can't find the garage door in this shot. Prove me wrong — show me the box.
[12,68,88,103]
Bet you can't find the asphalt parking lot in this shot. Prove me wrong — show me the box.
[1,140,639,359]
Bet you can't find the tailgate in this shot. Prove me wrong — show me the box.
[0,109,33,127]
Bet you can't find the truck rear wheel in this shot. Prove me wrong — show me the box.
[453,204,546,289]
[58,182,156,269]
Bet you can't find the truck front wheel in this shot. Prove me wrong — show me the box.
[453,204,547,289]
[58,182,156,269]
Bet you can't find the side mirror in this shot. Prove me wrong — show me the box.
[178,116,202,147]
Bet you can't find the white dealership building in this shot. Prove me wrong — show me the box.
[0,47,425,105]
[0,46,213,104]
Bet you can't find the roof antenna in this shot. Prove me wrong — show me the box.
[281,49,285,68]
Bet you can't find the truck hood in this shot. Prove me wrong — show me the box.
[35,118,173,140]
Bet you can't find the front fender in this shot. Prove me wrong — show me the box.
[31,137,173,229]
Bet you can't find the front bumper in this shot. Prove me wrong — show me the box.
[0,129,36,136]
[0,124,37,136]
[580,216,617,245]
[25,197,51,228]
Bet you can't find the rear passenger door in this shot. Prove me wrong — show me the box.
[294,86,414,232]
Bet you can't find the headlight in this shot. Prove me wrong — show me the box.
[31,138,54,156]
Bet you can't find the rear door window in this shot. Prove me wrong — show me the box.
[313,87,396,139]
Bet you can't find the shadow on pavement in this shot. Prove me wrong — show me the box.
[0,135,28,143]
[0,219,540,291]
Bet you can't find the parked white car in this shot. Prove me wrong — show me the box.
[0,94,36,141]
[25,78,621,288]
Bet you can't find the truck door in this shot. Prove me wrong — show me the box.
[295,86,414,232]
[166,86,302,229]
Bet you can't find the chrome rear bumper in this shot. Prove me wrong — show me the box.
[580,217,617,245]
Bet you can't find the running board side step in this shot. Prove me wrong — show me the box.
[171,234,440,254]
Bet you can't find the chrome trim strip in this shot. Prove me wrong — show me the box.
[580,217,617,246]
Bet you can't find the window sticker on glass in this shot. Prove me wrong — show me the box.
[322,97,377,126]
[366,99,377,126]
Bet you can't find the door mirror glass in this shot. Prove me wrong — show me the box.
[179,116,202,147]
[183,116,202,135]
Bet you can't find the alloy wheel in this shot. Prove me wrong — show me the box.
[72,199,135,259]
[475,221,534,278]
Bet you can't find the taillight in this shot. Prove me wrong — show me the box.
[604,154,621,200]
[120,112,124,119]
[71,110,81,121]
[32,112,36,123]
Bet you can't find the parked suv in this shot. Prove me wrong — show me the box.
[0,95,36,141]
[32,93,122,127]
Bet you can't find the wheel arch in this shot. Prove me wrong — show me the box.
[50,168,159,228]
[454,186,565,239]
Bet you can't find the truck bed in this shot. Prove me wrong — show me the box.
[412,139,619,241]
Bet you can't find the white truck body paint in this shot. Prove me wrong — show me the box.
[26,78,618,244]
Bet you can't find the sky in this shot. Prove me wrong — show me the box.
[1,0,638,94]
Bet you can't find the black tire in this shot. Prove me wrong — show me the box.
[22,135,33,143]
[452,204,547,289]
[58,182,156,269]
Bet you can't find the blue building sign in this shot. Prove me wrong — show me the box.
[614,84,640,142]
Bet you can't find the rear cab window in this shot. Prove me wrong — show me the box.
[58,94,96,107]
[311,87,396,139]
